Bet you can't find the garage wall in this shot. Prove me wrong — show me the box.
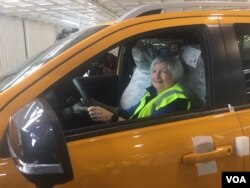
[0,15,57,77]
[24,20,56,58]
[0,15,26,77]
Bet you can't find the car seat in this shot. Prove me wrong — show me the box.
[179,45,206,109]
[119,42,157,110]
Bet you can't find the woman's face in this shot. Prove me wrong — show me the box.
[151,62,174,93]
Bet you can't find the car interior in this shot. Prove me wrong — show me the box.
[40,26,208,132]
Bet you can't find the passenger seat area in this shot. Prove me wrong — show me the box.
[179,45,206,109]
[119,40,206,112]
[119,41,157,110]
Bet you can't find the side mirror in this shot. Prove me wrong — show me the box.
[8,98,72,185]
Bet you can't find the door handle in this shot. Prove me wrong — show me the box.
[182,145,233,164]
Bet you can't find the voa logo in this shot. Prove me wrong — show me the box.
[226,176,247,184]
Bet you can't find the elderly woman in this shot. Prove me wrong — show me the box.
[88,56,190,122]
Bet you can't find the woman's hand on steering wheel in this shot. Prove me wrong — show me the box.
[88,106,113,122]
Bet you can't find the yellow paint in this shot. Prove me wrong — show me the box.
[0,10,250,188]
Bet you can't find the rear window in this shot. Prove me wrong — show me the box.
[234,24,250,102]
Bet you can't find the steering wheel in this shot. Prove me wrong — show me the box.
[73,78,93,106]
[73,77,116,113]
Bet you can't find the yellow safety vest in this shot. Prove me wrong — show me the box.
[130,83,190,119]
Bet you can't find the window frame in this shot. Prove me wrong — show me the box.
[223,23,249,106]
[60,24,224,141]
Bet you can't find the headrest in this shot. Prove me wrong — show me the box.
[180,45,201,68]
[179,45,206,107]
[132,42,157,71]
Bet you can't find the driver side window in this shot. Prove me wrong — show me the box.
[42,25,208,132]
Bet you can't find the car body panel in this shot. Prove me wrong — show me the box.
[0,158,35,188]
[0,10,250,188]
[219,16,250,172]
[62,112,243,188]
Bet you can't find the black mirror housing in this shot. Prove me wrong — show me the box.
[8,98,72,184]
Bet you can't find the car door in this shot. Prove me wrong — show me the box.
[60,18,244,188]
[63,113,242,188]
[224,21,250,172]
[0,15,244,188]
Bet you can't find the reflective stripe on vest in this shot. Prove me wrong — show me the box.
[131,83,190,119]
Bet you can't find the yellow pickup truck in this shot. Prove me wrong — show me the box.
[0,2,250,188]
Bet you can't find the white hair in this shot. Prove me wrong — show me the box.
[150,56,184,82]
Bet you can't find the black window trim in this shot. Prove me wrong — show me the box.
[64,106,231,142]
[220,23,248,106]
[207,24,231,108]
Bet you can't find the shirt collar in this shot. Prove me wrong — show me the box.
[146,85,157,96]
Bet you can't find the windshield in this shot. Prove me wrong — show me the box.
[0,24,108,92]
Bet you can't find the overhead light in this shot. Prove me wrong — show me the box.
[37,3,53,6]
[20,4,33,7]
[60,19,80,27]
[36,8,47,11]
[4,0,20,2]
[17,9,29,12]
[51,7,67,10]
